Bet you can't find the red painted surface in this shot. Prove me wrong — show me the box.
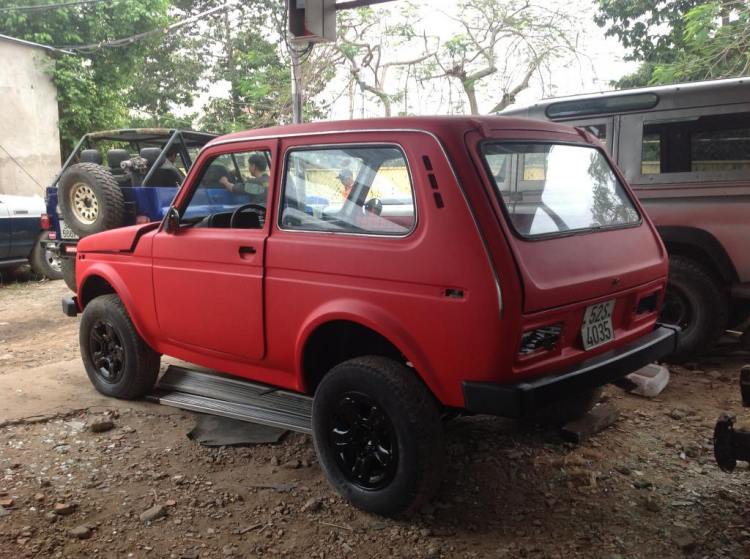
[75,116,668,409]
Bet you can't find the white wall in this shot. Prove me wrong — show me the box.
[0,40,61,197]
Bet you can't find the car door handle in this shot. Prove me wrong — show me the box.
[239,246,257,255]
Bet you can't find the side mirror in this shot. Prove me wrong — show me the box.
[363,198,383,216]
[164,207,180,234]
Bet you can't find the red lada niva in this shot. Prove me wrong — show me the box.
[63,116,679,515]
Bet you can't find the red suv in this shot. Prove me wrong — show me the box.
[63,117,679,515]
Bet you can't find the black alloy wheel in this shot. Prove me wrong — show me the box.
[80,294,160,399]
[328,393,398,490]
[89,319,126,384]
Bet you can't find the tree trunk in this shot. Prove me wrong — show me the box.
[463,81,480,115]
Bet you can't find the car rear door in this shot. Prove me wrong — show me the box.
[151,139,278,361]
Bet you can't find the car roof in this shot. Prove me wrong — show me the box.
[500,77,750,120]
[87,129,217,146]
[206,115,579,147]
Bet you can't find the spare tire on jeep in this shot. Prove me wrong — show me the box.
[58,163,124,238]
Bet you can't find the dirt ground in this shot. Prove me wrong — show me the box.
[1,276,749,559]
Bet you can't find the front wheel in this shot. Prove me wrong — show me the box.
[312,356,444,516]
[79,294,160,400]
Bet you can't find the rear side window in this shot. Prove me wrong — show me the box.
[641,112,750,175]
[279,146,415,236]
[482,142,640,238]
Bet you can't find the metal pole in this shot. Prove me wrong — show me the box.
[291,45,304,124]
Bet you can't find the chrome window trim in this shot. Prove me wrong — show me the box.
[204,127,503,315]
[276,142,418,239]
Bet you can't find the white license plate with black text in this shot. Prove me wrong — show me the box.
[581,299,615,351]
[60,220,79,240]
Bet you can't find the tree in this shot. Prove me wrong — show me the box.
[0,0,213,153]
[336,5,433,117]
[197,0,336,132]
[426,0,581,115]
[595,0,750,87]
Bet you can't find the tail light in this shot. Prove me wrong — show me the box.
[519,323,563,355]
[136,215,150,225]
[62,245,77,255]
[40,214,50,230]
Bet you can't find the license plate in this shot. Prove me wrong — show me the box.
[581,299,615,351]
[60,220,79,240]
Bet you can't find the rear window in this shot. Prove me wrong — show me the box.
[481,142,640,238]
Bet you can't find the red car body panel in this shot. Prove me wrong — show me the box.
[74,116,669,410]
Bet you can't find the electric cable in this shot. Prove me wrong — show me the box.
[51,1,244,52]
[0,143,46,192]
[0,0,121,13]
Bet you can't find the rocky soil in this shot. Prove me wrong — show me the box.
[1,277,749,558]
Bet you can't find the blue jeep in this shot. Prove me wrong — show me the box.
[0,194,61,281]
[49,128,331,291]
[48,129,217,290]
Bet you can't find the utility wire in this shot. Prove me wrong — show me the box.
[0,143,46,193]
[0,0,121,13]
[52,1,242,52]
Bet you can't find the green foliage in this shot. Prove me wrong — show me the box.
[0,0,205,154]
[596,0,750,87]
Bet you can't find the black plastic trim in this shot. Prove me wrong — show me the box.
[462,324,680,417]
[62,296,79,317]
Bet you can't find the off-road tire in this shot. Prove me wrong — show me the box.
[660,255,727,364]
[29,232,62,280]
[61,258,77,292]
[528,387,604,426]
[58,163,124,238]
[312,356,444,516]
[80,294,160,400]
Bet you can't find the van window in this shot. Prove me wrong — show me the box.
[482,142,640,238]
[279,146,415,236]
[642,112,750,175]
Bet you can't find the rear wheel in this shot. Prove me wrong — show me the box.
[58,163,124,238]
[312,356,443,516]
[80,294,160,399]
[29,233,62,280]
[61,258,77,292]
[659,256,727,363]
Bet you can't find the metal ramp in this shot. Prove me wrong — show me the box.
[147,365,312,434]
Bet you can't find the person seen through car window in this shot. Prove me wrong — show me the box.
[338,169,354,202]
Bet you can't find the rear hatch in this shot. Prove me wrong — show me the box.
[475,134,667,314]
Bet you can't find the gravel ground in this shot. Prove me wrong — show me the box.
[1,277,749,558]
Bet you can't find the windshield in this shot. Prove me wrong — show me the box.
[481,142,640,238]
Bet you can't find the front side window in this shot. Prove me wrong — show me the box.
[179,149,272,228]
[482,142,640,238]
[279,146,415,236]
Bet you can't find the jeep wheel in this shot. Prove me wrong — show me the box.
[61,258,77,292]
[312,356,444,516]
[58,163,124,238]
[80,294,160,400]
[659,255,727,363]
[29,233,62,280]
[528,387,603,426]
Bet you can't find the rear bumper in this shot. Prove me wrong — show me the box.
[462,324,680,418]
[62,296,79,317]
